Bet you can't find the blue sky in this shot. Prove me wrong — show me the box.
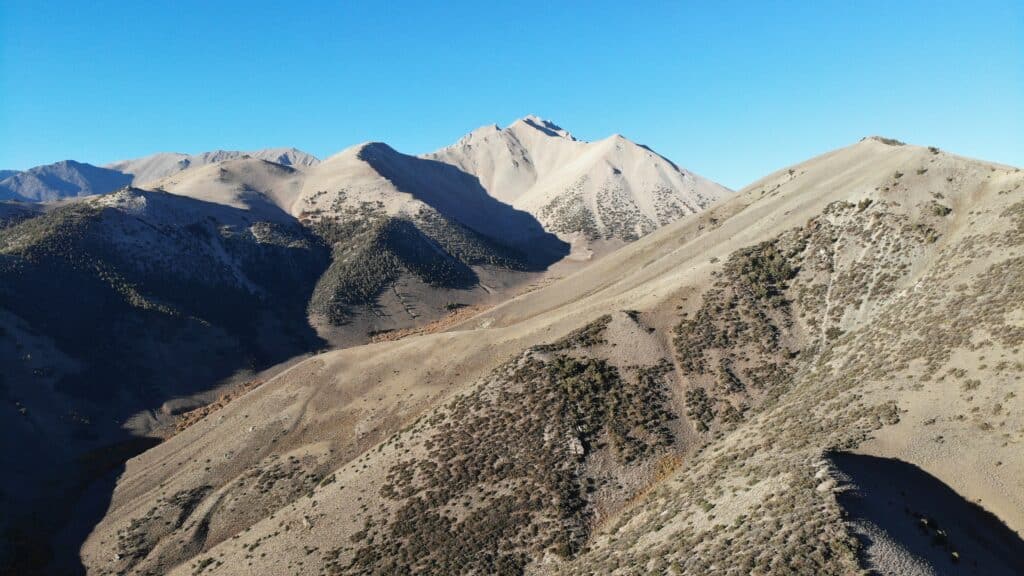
[1,1,1021,189]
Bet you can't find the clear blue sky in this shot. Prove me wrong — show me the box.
[1,1,1021,189]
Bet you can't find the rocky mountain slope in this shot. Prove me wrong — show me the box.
[294,141,569,337]
[0,160,133,202]
[77,138,1023,576]
[425,116,730,255]
[288,117,727,339]
[3,119,722,341]
[0,188,328,573]
[0,119,729,574]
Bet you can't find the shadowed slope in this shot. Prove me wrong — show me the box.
[0,188,328,574]
[298,142,569,331]
[358,142,568,264]
[830,452,1024,575]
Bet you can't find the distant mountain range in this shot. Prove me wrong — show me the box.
[107,147,320,185]
[0,160,132,202]
[1,117,727,251]
[0,117,729,336]
[0,117,732,573]
[0,148,319,203]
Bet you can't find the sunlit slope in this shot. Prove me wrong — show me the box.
[82,138,1024,575]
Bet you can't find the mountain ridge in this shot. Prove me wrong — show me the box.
[3,118,727,258]
[107,147,320,186]
[70,137,1024,576]
[0,148,320,204]
[0,121,725,572]
[425,116,730,254]
[0,186,330,573]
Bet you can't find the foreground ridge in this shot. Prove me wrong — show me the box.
[72,138,1024,575]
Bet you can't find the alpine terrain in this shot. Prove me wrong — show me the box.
[426,115,728,257]
[64,136,1024,576]
[0,118,732,574]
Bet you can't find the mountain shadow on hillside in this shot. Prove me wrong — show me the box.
[0,189,329,574]
[829,452,1024,575]
[358,143,570,268]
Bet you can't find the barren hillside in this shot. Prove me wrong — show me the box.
[148,157,306,222]
[79,138,1024,575]
[0,120,730,574]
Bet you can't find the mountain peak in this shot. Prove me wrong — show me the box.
[321,141,399,164]
[421,116,730,249]
[511,115,576,141]
[861,135,906,146]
